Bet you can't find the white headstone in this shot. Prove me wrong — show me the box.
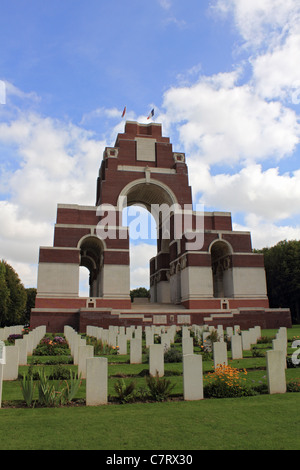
[161,334,170,352]
[266,349,286,394]
[149,344,164,377]
[3,345,19,380]
[145,329,154,347]
[15,338,27,366]
[117,334,127,355]
[78,345,94,379]
[130,338,142,364]
[217,325,224,342]
[86,357,108,405]
[213,341,228,369]
[241,331,251,350]
[182,337,193,356]
[183,354,203,401]
[231,334,243,360]
[226,327,233,339]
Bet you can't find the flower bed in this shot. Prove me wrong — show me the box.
[33,335,70,356]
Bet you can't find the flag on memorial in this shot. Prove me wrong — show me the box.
[147,108,154,120]
[121,106,126,118]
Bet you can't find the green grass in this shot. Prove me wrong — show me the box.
[1,325,300,450]
[0,394,299,450]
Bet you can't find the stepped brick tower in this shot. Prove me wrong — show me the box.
[30,121,292,331]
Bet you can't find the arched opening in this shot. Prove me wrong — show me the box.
[119,180,176,304]
[122,204,157,291]
[79,266,90,297]
[79,236,104,298]
[210,240,233,298]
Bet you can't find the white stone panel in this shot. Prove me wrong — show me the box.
[102,265,130,298]
[156,281,171,304]
[135,137,156,162]
[232,267,267,298]
[181,266,214,301]
[37,262,79,296]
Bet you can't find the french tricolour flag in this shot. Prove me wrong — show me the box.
[147,108,154,120]
[121,106,126,118]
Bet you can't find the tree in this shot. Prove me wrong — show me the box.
[24,288,37,325]
[0,262,10,324]
[130,287,150,302]
[256,240,300,323]
[0,260,27,327]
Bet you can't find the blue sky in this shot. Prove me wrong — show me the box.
[0,0,300,291]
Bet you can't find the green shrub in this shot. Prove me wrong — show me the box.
[33,336,70,356]
[164,346,182,363]
[19,363,40,381]
[204,381,255,398]
[204,364,255,399]
[200,349,213,361]
[251,383,269,395]
[146,372,175,402]
[287,380,300,392]
[257,336,274,344]
[114,379,136,404]
[20,373,35,407]
[207,330,219,344]
[64,370,82,403]
[48,365,72,380]
[251,347,265,358]
[20,367,82,407]
[30,356,73,365]
[86,336,117,355]
[37,369,59,407]
[286,357,300,368]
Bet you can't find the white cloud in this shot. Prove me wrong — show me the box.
[161,71,300,165]
[190,163,300,222]
[212,0,300,48]
[212,0,300,104]
[252,32,300,102]
[0,101,108,286]
[157,0,172,11]
[0,95,159,290]
[159,0,300,252]
[0,112,105,221]
[234,214,300,249]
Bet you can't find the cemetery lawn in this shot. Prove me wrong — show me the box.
[0,394,299,450]
[1,325,299,450]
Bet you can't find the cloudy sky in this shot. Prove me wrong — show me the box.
[0,0,300,293]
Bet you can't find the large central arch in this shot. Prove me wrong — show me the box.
[117,179,180,304]
[118,178,178,210]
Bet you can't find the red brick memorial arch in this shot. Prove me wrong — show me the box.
[31,121,292,331]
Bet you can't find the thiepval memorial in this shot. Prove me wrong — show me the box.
[30,121,292,332]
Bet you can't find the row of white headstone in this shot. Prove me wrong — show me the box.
[0,325,46,408]
[0,325,24,341]
[64,324,204,404]
[86,324,178,350]
[64,323,289,405]
[0,323,290,408]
